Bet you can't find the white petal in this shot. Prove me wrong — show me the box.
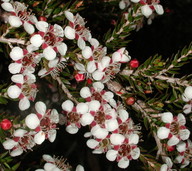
[130,0,140,3]
[43,46,56,61]
[106,150,118,161]
[118,158,129,169]
[154,4,164,15]
[89,38,99,48]
[118,109,129,122]
[176,141,186,152]
[48,129,57,142]
[10,148,23,157]
[76,103,89,114]
[103,91,114,101]
[183,104,191,114]
[119,1,126,10]
[27,44,39,53]
[184,86,192,99]
[7,85,21,99]
[66,125,79,134]
[35,21,48,32]
[64,26,75,39]
[161,112,173,123]
[13,129,27,137]
[19,97,30,111]
[57,43,67,56]
[129,134,139,144]
[34,131,45,144]
[93,82,104,91]
[38,68,47,76]
[92,70,104,81]
[75,63,86,71]
[88,100,100,111]
[75,165,84,171]
[25,113,40,129]
[1,2,14,12]
[131,147,140,159]
[43,154,54,162]
[121,54,131,63]
[44,163,57,171]
[177,113,186,125]
[92,149,103,154]
[82,46,93,59]
[141,5,153,18]
[48,58,59,68]
[8,63,22,74]
[179,129,190,140]
[35,101,47,115]
[80,87,91,98]
[30,34,44,47]
[77,37,86,50]
[80,113,94,126]
[86,139,99,149]
[10,47,23,61]
[174,155,183,164]
[101,56,110,68]
[50,109,59,123]
[167,135,180,146]
[110,133,125,145]
[3,139,17,150]
[160,164,168,171]
[112,52,121,62]
[8,16,22,27]
[182,94,190,102]
[11,74,24,84]
[62,100,74,112]
[65,11,74,22]
[24,22,35,34]
[157,127,170,139]
[105,119,118,131]
[91,125,108,139]
[87,61,96,73]
[54,24,64,37]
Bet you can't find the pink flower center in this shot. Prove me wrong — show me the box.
[170,121,180,135]
[44,32,57,46]
[94,111,105,126]
[67,112,80,124]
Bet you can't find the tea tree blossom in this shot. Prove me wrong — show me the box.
[7,73,37,110]
[25,101,59,144]
[8,46,41,75]
[3,129,36,156]
[1,1,36,33]
[30,23,67,60]
[61,100,89,134]
[157,112,190,146]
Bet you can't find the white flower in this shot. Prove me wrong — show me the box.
[157,112,190,146]
[25,101,59,144]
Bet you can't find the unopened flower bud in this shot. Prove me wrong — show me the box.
[0,119,12,130]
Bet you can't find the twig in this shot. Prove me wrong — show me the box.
[158,50,192,76]
[56,77,78,104]
[0,37,25,45]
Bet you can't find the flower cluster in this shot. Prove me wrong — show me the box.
[119,0,164,18]
[2,101,59,157]
[61,82,140,168]
[157,111,191,169]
